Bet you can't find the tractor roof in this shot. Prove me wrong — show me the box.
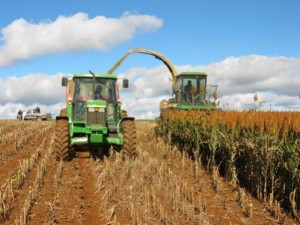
[177,71,208,76]
[73,73,117,79]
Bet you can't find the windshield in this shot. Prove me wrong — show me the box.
[73,78,117,103]
[175,76,208,105]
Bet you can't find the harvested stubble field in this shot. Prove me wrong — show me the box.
[0,120,299,225]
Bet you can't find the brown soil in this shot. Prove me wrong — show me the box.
[0,120,298,225]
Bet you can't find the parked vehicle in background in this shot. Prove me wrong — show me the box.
[24,108,52,121]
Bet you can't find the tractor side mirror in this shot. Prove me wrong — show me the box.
[123,78,129,88]
[62,77,68,86]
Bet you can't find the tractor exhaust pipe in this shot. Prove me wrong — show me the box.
[89,70,96,100]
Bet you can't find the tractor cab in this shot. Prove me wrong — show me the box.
[72,76,118,122]
[60,73,130,146]
[173,72,218,110]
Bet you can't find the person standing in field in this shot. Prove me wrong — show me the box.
[17,109,23,120]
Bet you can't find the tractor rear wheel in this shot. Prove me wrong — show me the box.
[55,109,70,161]
[121,120,137,158]
[59,108,67,117]
[121,110,128,118]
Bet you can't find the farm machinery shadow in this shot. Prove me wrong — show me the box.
[63,144,114,161]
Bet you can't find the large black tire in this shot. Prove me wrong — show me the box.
[121,120,137,158]
[55,109,70,161]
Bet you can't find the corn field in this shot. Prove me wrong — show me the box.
[0,119,299,224]
[157,110,300,223]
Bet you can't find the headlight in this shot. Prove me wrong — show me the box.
[98,107,105,112]
[88,107,95,112]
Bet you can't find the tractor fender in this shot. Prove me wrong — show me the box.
[121,116,135,122]
[56,115,68,120]
[56,108,68,120]
[117,116,135,133]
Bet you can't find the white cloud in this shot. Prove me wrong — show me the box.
[0,73,66,105]
[0,73,66,118]
[219,92,300,111]
[0,12,163,66]
[196,55,300,97]
[119,66,173,97]
[121,96,167,119]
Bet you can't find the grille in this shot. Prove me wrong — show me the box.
[86,111,106,126]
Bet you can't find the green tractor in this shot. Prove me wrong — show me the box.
[55,71,137,160]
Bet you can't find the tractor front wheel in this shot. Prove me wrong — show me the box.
[55,109,70,161]
[121,120,137,158]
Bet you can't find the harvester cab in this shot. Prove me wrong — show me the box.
[55,71,137,161]
[171,72,218,110]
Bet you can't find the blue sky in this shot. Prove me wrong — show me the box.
[1,0,300,118]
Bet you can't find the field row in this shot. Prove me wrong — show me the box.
[0,120,298,224]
